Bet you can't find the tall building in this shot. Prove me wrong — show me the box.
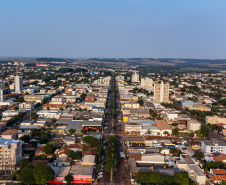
[14,75,23,94]
[154,81,169,103]
[132,71,139,83]
[0,89,3,102]
[140,77,153,90]
[0,138,22,170]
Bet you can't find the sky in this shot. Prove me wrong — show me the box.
[0,0,226,59]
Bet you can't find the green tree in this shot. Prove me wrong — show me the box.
[172,128,179,136]
[200,125,210,137]
[82,136,99,147]
[31,112,39,120]
[174,172,189,185]
[25,92,30,95]
[107,136,117,145]
[33,165,55,184]
[44,144,54,154]
[20,135,31,143]
[65,174,73,184]
[68,150,82,160]
[80,94,87,101]
[136,172,150,184]
[149,171,160,183]
[163,131,169,136]
[19,165,35,185]
[104,162,115,172]
[189,133,194,138]
[197,130,203,137]
[68,129,76,134]
[18,159,29,168]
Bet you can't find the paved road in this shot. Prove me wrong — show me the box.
[99,76,127,185]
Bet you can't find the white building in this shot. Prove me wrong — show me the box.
[37,110,61,119]
[201,140,226,154]
[154,81,169,103]
[19,102,34,111]
[0,138,22,170]
[0,89,3,102]
[140,77,153,90]
[132,71,139,83]
[15,75,23,94]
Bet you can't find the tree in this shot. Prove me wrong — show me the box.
[200,125,210,137]
[137,99,144,106]
[31,112,39,120]
[189,133,194,138]
[80,94,87,101]
[44,144,54,154]
[65,174,73,184]
[18,159,29,168]
[25,92,30,95]
[174,172,189,185]
[152,112,158,118]
[136,172,150,184]
[20,135,31,143]
[82,136,99,147]
[19,165,35,185]
[147,129,152,134]
[163,131,169,136]
[68,150,82,160]
[68,129,76,134]
[172,128,179,136]
[149,171,160,183]
[197,130,203,137]
[107,136,117,145]
[33,165,55,184]
[80,129,86,134]
[104,162,115,172]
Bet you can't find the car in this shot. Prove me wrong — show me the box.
[103,146,106,150]
[121,161,124,164]
[101,155,105,160]
[98,172,103,175]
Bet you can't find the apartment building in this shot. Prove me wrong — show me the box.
[0,138,22,170]
[132,71,139,83]
[206,115,226,125]
[201,140,226,154]
[19,102,34,111]
[140,77,153,90]
[154,81,169,103]
[24,95,46,103]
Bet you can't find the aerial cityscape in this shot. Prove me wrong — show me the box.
[0,1,226,185]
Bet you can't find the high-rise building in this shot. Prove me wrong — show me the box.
[140,77,153,90]
[0,89,3,102]
[154,81,169,103]
[0,138,22,170]
[14,75,23,94]
[132,71,139,83]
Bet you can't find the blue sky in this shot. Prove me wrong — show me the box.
[0,0,226,59]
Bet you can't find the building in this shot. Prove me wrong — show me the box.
[154,81,169,103]
[206,115,226,125]
[140,77,153,90]
[201,140,226,154]
[15,75,23,94]
[0,138,22,170]
[37,110,61,119]
[19,102,34,111]
[132,71,139,83]
[0,89,3,102]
